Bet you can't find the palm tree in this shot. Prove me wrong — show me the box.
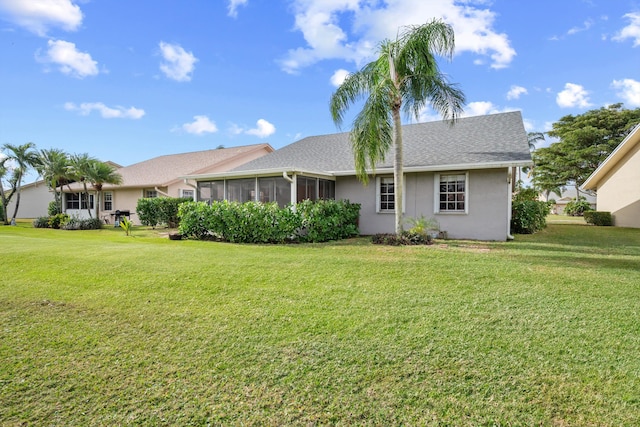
[330,19,465,234]
[67,153,96,218]
[1,142,40,224]
[87,161,122,222]
[36,148,70,214]
[520,132,545,184]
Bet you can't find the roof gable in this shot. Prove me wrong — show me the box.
[69,144,272,190]
[582,123,640,191]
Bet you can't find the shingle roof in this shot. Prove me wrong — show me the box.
[103,144,272,189]
[231,112,531,175]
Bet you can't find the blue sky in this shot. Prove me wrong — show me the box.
[1,0,639,182]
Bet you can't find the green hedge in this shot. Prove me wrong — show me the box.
[583,211,612,226]
[511,200,550,234]
[137,197,193,228]
[178,199,360,243]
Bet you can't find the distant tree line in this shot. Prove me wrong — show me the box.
[1,143,122,225]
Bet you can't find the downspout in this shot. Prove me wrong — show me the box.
[506,167,514,240]
[154,186,170,197]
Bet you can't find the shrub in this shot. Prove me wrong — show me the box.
[405,215,439,238]
[80,218,103,230]
[564,197,593,216]
[583,211,612,226]
[372,231,433,246]
[33,216,50,228]
[178,199,360,243]
[513,187,539,202]
[49,213,70,229]
[137,197,192,228]
[511,200,550,234]
[297,199,360,243]
[48,201,61,216]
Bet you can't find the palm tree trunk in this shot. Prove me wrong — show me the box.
[11,180,22,223]
[393,106,403,235]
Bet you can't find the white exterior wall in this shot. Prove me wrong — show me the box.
[593,141,640,228]
[336,168,512,241]
[6,181,54,219]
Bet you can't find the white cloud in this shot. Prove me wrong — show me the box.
[0,0,82,36]
[38,39,98,78]
[228,0,248,18]
[280,0,516,74]
[230,119,276,138]
[159,42,198,82]
[556,83,592,108]
[330,69,350,87]
[612,78,640,107]
[463,101,506,117]
[567,19,593,35]
[246,119,276,138]
[613,12,640,46]
[181,115,218,135]
[64,102,145,119]
[506,85,527,100]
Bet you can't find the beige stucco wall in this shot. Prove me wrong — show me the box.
[336,168,511,240]
[6,181,54,219]
[593,141,640,228]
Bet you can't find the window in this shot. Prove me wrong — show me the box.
[180,189,194,199]
[65,193,94,210]
[378,177,395,212]
[66,193,80,210]
[318,179,335,200]
[145,190,158,198]
[198,181,224,203]
[258,177,291,208]
[296,176,317,202]
[436,173,467,213]
[103,192,113,211]
[227,178,255,203]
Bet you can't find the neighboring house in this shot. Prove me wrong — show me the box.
[4,179,55,219]
[183,112,532,241]
[540,187,596,215]
[62,144,273,224]
[582,123,640,228]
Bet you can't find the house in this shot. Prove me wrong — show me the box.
[540,187,596,215]
[4,179,55,220]
[582,123,640,228]
[59,144,273,224]
[183,112,532,241]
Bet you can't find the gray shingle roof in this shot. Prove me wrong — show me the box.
[231,111,531,175]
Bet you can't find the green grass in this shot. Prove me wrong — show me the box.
[1,222,640,425]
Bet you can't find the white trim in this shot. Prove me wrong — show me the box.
[375,175,405,213]
[434,172,469,214]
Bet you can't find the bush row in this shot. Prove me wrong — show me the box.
[33,214,103,230]
[583,211,612,226]
[178,199,360,243]
[511,200,551,234]
[137,197,193,228]
[372,231,433,246]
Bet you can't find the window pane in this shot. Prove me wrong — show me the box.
[228,178,255,203]
[439,174,466,212]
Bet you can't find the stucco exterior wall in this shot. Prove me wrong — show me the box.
[593,141,640,228]
[6,181,54,219]
[336,168,511,241]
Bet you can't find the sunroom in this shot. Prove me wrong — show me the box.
[185,169,336,208]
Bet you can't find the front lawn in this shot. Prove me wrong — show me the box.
[1,223,639,425]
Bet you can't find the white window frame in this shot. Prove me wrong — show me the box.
[434,172,468,214]
[180,189,195,200]
[145,189,158,198]
[103,191,113,211]
[376,176,405,213]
